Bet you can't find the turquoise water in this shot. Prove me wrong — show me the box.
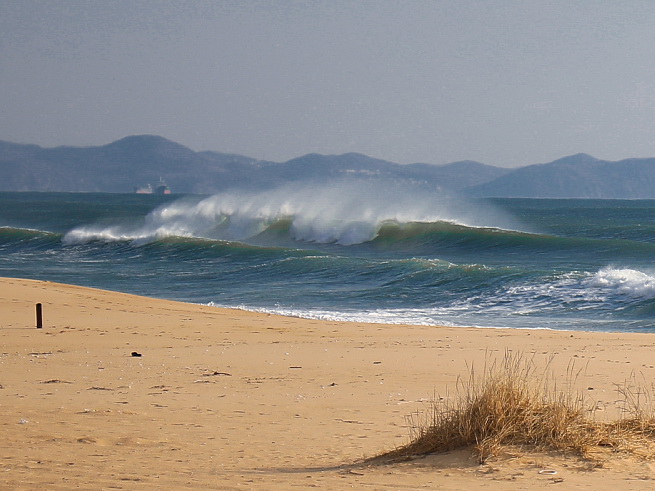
[1,189,654,332]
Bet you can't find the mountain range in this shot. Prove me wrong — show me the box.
[2,135,655,198]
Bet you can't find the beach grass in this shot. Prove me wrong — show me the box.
[376,352,655,464]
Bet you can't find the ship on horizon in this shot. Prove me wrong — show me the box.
[134,178,171,195]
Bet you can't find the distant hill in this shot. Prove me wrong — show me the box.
[1,135,655,198]
[464,153,655,198]
[0,136,264,194]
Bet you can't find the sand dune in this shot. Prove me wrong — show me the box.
[2,277,655,489]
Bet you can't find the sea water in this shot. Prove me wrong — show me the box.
[1,186,654,333]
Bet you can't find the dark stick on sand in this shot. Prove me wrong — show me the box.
[36,303,43,329]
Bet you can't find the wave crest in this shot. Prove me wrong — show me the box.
[63,180,522,246]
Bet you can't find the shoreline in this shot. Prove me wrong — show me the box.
[2,276,655,489]
[211,302,631,335]
[230,304,556,332]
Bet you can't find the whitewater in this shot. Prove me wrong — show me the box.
[2,185,655,332]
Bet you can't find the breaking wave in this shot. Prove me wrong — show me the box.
[62,180,523,246]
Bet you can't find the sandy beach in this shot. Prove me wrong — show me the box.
[2,277,655,489]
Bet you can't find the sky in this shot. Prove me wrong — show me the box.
[2,0,655,167]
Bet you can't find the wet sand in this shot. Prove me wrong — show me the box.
[2,277,655,489]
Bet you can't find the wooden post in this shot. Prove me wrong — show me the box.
[36,303,43,329]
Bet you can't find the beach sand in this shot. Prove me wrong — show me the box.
[2,277,655,489]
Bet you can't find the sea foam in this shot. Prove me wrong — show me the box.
[586,267,655,299]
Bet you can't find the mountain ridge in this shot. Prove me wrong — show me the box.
[1,135,654,198]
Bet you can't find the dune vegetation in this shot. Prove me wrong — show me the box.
[376,353,655,465]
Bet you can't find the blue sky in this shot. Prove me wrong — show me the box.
[2,0,655,167]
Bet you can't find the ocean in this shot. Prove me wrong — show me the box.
[1,187,654,333]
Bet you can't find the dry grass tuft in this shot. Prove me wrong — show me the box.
[377,352,655,464]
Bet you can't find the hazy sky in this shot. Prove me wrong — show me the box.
[2,0,655,167]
